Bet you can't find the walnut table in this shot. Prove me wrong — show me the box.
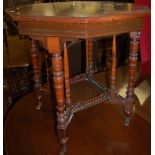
[5,2,150,155]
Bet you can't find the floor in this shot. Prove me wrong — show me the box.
[4,68,151,155]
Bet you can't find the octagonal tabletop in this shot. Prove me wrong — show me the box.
[6,1,150,22]
[5,2,150,38]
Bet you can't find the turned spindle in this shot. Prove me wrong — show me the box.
[47,37,68,155]
[31,39,42,110]
[64,42,71,112]
[86,38,94,74]
[110,33,117,99]
[124,31,140,126]
[45,54,50,85]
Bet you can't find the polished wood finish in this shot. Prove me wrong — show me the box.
[124,31,140,126]
[5,2,150,38]
[64,42,71,112]
[111,33,117,98]
[31,39,42,110]
[6,2,149,19]
[47,37,68,155]
[5,2,150,155]
[86,38,94,74]
[4,68,151,154]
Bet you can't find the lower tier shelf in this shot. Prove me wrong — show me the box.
[70,74,111,112]
[41,73,127,129]
[41,73,125,114]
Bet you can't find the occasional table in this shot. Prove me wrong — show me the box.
[5,2,150,155]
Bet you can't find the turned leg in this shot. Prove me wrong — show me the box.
[86,38,94,74]
[124,31,140,126]
[64,42,71,112]
[31,39,42,110]
[110,33,117,99]
[47,37,68,155]
[45,53,50,87]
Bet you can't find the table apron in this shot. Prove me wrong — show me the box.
[18,17,144,38]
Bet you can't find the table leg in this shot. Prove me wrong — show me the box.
[86,38,94,74]
[111,33,117,99]
[31,39,42,110]
[47,37,68,155]
[64,42,71,112]
[124,31,140,126]
[45,53,50,85]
